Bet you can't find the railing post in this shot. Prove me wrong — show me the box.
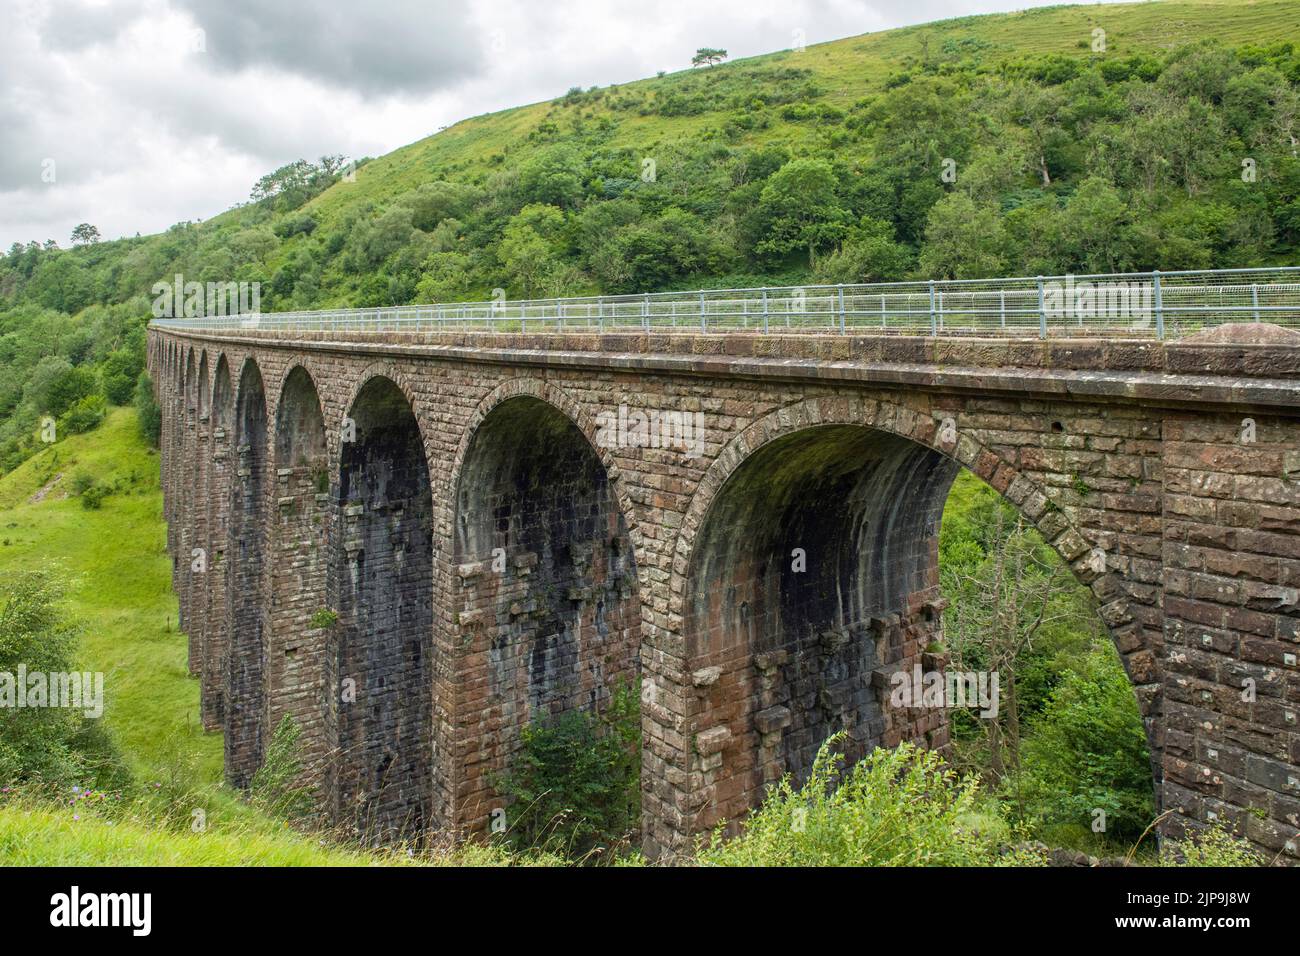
[598,296,604,333]
[880,293,886,329]
[1000,290,1006,329]
[1252,283,1260,323]
[700,291,706,333]
[1036,276,1047,338]
[928,280,938,336]
[838,284,846,334]
[762,287,769,334]
[644,292,650,332]
[1152,270,1164,340]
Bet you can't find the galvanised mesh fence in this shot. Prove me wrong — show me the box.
[150,266,1300,340]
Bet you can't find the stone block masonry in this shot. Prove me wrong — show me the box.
[148,327,1300,862]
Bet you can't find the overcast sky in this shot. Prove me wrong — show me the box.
[3,0,1101,249]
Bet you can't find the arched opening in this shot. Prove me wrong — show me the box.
[682,416,1155,851]
[454,395,641,843]
[270,367,331,792]
[184,348,196,410]
[186,351,211,680]
[202,355,233,731]
[331,376,434,842]
[179,349,198,645]
[685,425,957,831]
[226,359,269,787]
[197,352,210,421]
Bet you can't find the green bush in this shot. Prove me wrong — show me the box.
[80,484,109,510]
[70,469,97,496]
[698,736,1025,867]
[1016,647,1155,842]
[59,394,107,435]
[0,569,125,790]
[1162,823,1261,867]
[132,372,160,448]
[494,682,640,860]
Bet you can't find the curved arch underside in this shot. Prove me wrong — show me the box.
[685,424,960,829]
[331,377,434,843]
[454,396,641,824]
[227,361,269,788]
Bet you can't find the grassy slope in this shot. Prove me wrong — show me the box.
[300,0,1299,225]
[0,410,395,863]
[0,409,200,776]
[0,411,559,864]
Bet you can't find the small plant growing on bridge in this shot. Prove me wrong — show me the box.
[308,608,338,629]
[1160,823,1260,867]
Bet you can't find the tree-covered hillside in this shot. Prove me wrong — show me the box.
[2,0,1299,476]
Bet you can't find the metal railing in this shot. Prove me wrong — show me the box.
[149,266,1300,341]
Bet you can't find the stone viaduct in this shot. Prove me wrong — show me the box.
[147,322,1300,861]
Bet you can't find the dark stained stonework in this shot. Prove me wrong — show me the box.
[149,328,1300,862]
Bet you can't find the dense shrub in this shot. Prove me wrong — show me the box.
[133,372,160,448]
[1017,648,1156,842]
[59,394,107,435]
[0,569,125,789]
[494,682,640,860]
[697,737,1031,866]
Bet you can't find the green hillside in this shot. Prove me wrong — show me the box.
[3,6,1299,472]
[0,0,1290,864]
[312,0,1300,226]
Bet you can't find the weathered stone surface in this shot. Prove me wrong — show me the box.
[149,327,1300,863]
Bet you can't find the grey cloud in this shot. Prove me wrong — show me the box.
[172,0,487,97]
[36,0,152,51]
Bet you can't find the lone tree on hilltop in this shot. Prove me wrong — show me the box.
[70,223,100,245]
[692,47,727,68]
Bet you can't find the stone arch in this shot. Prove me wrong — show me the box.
[211,354,233,428]
[670,395,1145,836]
[449,379,643,835]
[672,397,1126,657]
[449,378,644,558]
[226,357,270,787]
[274,366,328,471]
[200,353,235,731]
[265,365,332,793]
[328,373,435,842]
[197,351,210,420]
